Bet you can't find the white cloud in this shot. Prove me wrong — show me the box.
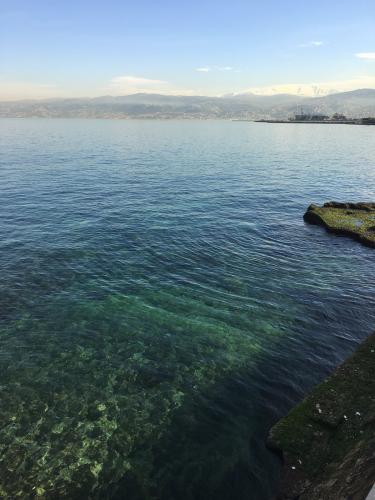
[243,76,375,97]
[356,52,375,60]
[106,75,196,96]
[299,41,324,48]
[108,75,168,93]
[196,66,234,72]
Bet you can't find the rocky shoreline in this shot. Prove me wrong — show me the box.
[303,201,375,248]
[268,332,375,499]
[267,202,375,499]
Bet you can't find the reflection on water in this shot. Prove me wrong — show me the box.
[0,119,375,498]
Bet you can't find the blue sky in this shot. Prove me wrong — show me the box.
[1,0,375,99]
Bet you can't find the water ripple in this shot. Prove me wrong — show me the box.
[0,119,375,499]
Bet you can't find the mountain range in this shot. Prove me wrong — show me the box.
[0,89,374,120]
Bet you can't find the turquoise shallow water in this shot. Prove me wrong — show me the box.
[0,118,375,499]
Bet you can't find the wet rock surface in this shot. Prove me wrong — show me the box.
[304,202,375,247]
[268,332,375,500]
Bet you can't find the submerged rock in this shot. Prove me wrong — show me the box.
[304,202,375,247]
[267,332,375,500]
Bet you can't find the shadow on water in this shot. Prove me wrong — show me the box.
[0,290,290,500]
[101,355,284,500]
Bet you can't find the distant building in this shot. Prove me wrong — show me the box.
[332,113,347,121]
[360,117,375,125]
[290,112,329,122]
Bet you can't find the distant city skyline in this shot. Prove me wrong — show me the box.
[1,0,374,100]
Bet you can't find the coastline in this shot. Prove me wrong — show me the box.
[268,202,375,499]
[267,332,375,499]
[303,202,375,248]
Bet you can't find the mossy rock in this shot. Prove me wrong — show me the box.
[268,332,375,499]
[304,201,375,248]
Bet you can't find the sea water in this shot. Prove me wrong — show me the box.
[0,118,375,499]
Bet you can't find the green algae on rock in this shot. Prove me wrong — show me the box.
[304,201,375,247]
[267,332,375,500]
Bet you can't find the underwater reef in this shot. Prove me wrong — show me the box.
[268,332,375,499]
[0,289,284,499]
[304,201,375,248]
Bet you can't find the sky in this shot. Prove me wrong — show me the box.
[1,0,375,100]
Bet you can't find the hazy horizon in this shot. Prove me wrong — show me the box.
[1,0,375,101]
[1,86,375,104]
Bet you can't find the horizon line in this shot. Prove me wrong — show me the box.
[1,87,374,104]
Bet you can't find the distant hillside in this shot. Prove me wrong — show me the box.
[0,89,374,119]
[295,89,375,119]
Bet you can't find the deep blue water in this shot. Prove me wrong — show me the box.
[0,118,375,499]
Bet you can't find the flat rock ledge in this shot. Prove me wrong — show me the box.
[304,201,375,248]
[267,332,375,500]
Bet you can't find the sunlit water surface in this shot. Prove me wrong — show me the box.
[1,119,375,499]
